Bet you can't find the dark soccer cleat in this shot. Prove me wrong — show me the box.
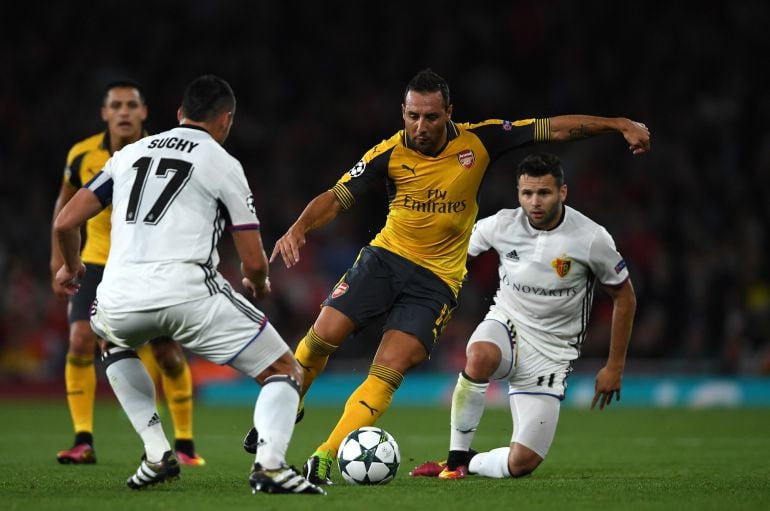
[57,443,97,465]
[126,450,180,489]
[409,460,446,477]
[302,449,334,485]
[249,463,326,495]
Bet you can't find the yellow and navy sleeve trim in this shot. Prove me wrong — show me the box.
[534,118,551,142]
[330,183,355,209]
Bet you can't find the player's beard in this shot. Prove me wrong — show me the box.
[527,203,563,230]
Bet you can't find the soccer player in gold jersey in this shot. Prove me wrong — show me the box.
[262,68,650,484]
[50,80,204,466]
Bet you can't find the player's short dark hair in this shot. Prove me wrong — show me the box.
[516,153,565,187]
[104,79,146,104]
[181,75,236,122]
[404,68,451,110]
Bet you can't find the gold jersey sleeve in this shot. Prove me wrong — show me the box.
[64,132,113,265]
[330,118,546,295]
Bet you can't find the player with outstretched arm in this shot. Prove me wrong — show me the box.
[247,69,649,485]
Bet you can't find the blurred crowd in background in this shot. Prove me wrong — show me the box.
[1,1,769,385]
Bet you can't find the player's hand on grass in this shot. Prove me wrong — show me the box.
[591,365,623,410]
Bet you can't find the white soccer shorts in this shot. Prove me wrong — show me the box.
[90,292,289,377]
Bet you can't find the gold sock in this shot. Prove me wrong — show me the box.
[295,327,338,397]
[318,364,403,456]
[65,354,96,436]
[161,360,194,441]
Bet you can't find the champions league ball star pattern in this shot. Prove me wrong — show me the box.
[338,427,400,485]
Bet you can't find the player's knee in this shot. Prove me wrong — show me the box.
[150,339,185,376]
[375,331,428,372]
[258,351,303,385]
[508,449,543,478]
[69,321,98,356]
[313,307,355,345]
[382,350,426,371]
[508,462,537,478]
[465,343,500,380]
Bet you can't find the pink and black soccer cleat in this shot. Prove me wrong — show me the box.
[56,443,96,465]
[409,460,446,477]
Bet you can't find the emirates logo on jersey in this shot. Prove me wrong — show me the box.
[551,256,573,278]
[331,282,349,299]
[458,149,475,169]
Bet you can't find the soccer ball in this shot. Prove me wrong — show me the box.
[337,426,400,485]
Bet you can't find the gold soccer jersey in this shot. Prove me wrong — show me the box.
[63,132,114,265]
[330,118,550,295]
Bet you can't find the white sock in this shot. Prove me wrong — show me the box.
[105,354,171,462]
[449,372,488,451]
[469,447,511,478]
[254,375,300,469]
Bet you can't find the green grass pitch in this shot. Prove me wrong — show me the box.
[0,399,768,510]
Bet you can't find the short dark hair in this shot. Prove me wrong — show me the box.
[516,153,565,187]
[404,68,451,110]
[180,75,236,122]
[104,79,146,104]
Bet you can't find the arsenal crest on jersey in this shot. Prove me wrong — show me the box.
[551,257,573,278]
[331,282,349,299]
[458,149,475,169]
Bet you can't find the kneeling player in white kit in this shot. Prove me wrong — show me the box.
[411,152,636,479]
[53,75,324,495]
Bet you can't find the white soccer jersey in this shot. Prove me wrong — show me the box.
[468,205,629,362]
[87,125,259,311]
